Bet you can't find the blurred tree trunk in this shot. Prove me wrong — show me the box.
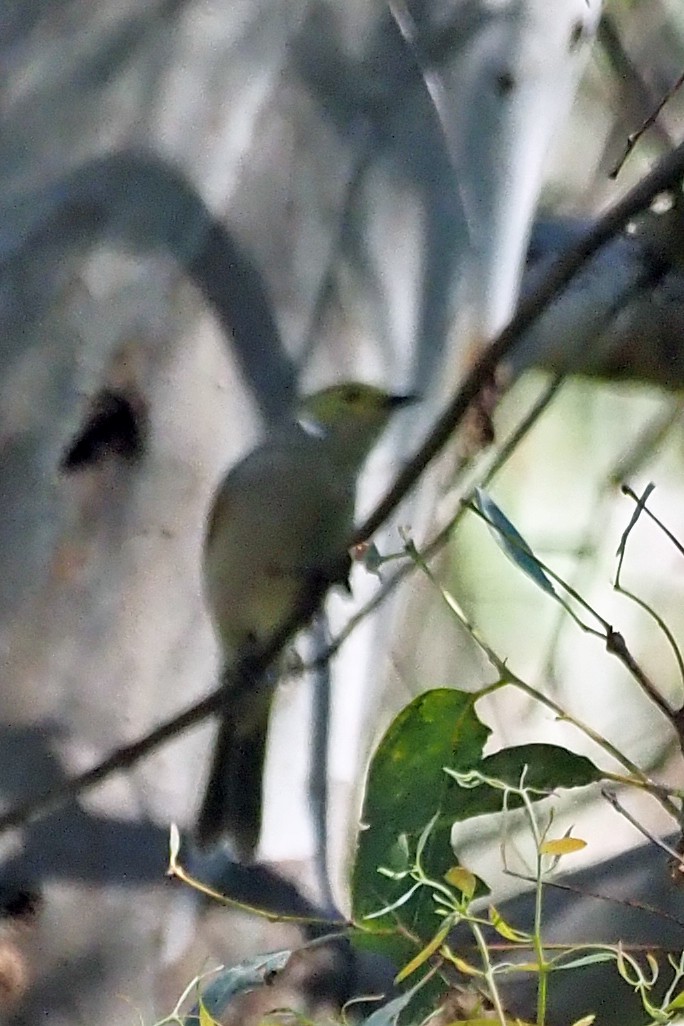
[0,1,600,1021]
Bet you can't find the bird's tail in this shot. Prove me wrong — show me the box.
[195,679,272,859]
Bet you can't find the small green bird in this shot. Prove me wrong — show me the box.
[196,382,415,857]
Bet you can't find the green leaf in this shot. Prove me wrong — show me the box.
[473,488,556,597]
[353,704,604,938]
[551,951,616,971]
[352,689,491,937]
[394,921,452,983]
[351,692,605,1015]
[184,950,290,1024]
[667,989,684,1011]
[481,744,604,793]
[351,691,493,1016]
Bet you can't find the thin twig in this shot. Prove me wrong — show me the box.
[314,375,566,672]
[622,485,684,560]
[602,789,684,866]
[598,14,672,178]
[601,13,682,179]
[604,628,678,725]
[505,868,684,932]
[0,589,330,834]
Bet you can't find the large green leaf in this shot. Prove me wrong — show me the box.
[350,691,606,1023]
[352,692,604,942]
[352,689,490,936]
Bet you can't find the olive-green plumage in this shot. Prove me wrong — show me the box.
[196,383,414,857]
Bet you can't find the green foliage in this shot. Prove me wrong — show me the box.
[352,688,488,929]
[165,487,684,1026]
[349,687,606,1023]
[352,689,603,938]
[347,487,684,1024]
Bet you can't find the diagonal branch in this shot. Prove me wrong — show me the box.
[3,140,684,837]
[355,137,684,543]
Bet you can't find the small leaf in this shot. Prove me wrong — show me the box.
[363,881,422,921]
[185,950,291,1024]
[444,866,476,899]
[570,1016,596,1026]
[394,922,451,983]
[473,488,556,596]
[168,823,181,870]
[540,837,587,856]
[553,951,616,971]
[488,906,531,943]
[667,990,684,1011]
[360,979,426,1025]
[198,997,219,1026]
[444,951,483,977]
[387,833,411,874]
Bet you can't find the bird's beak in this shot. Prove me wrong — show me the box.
[386,393,420,409]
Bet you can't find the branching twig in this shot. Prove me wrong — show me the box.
[601,13,683,179]
[505,870,684,933]
[602,789,684,867]
[599,14,676,179]
[604,628,679,728]
[621,484,684,560]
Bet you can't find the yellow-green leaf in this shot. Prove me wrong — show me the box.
[394,922,451,983]
[443,949,483,977]
[488,906,531,943]
[445,866,476,899]
[198,996,220,1026]
[540,837,587,856]
[667,989,684,1011]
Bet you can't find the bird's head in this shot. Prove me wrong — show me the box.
[298,382,417,471]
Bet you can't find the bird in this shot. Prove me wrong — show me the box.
[196,381,416,857]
